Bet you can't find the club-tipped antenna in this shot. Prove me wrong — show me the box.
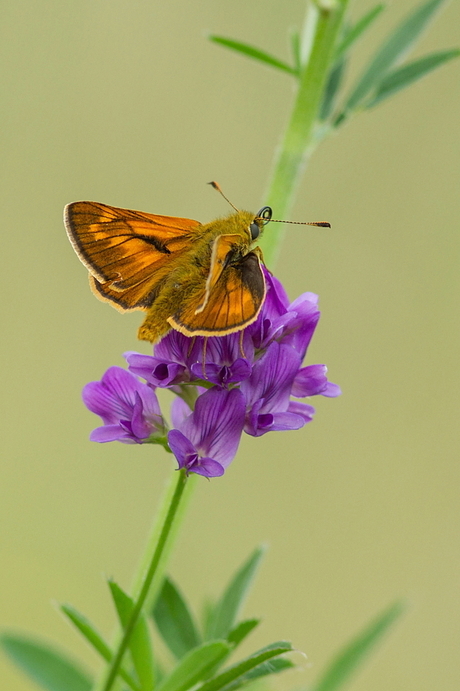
[267,218,331,228]
[208,181,240,213]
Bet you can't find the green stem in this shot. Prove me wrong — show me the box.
[98,469,190,691]
[131,471,197,611]
[259,0,349,267]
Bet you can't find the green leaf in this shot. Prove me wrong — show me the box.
[290,29,302,75]
[335,5,385,59]
[108,580,155,691]
[215,658,294,691]
[156,640,232,691]
[368,49,460,106]
[244,656,294,680]
[60,604,140,691]
[205,546,265,640]
[209,36,297,76]
[0,634,92,691]
[202,599,215,639]
[60,604,112,661]
[344,0,449,111]
[320,58,346,120]
[227,619,260,647]
[195,641,293,691]
[153,576,201,660]
[218,657,294,691]
[311,601,405,691]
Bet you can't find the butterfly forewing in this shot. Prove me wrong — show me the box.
[65,201,202,310]
[168,251,266,336]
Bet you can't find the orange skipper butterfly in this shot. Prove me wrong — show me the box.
[64,183,329,343]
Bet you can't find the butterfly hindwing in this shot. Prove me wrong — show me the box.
[168,249,266,336]
[194,233,242,314]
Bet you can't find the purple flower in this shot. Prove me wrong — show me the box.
[167,388,246,477]
[241,341,315,436]
[125,331,202,387]
[189,332,254,386]
[250,270,320,357]
[82,367,166,444]
[82,269,340,477]
[292,364,342,398]
[126,330,254,389]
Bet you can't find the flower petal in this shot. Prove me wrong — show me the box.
[284,298,320,357]
[190,457,225,477]
[125,352,187,387]
[242,342,301,412]
[170,397,192,429]
[322,382,342,397]
[90,424,135,443]
[130,392,153,439]
[288,400,315,422]
[154,331,201,364]
[83,367,144,423]
[263,270,290,314]
[167,429,196,468]
[191,359,252,386]
[291,364,329,397]
[266,411,306,432]
[180,388,246,467]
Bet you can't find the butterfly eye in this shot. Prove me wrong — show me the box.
[250,221,260,241]
[250,206,272,241]
[256,206,272,225]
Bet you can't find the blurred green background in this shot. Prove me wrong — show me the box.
[1,0,459,689]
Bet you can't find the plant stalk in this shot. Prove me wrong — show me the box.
[96,469,191,691]
[260,0,349,267]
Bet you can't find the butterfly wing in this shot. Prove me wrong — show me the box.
[168,235,266,336]
[64,201,202,311]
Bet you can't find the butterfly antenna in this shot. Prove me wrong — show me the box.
[208,181,240,213]
[269,218,331,228]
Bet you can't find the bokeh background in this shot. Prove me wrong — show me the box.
[1,1,459,689]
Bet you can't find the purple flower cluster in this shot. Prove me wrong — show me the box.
[83,270,340,477]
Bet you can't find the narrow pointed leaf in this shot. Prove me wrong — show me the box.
[202,599,215,638]
[209,36,296,76]
[156,640,231,691]
[212,658,294,691]
[218,657,294,691]
[290,29,302,75]
[195,641,293,691]
[320,58,346,120]
[244,656,294,680]
[108,580,155,691]
[60,604,140,691]
[227,619,260,647]
[206,546,265,640]
[345,0,449,111]
[311,601,405,691]
[0,634,92,691]
[335,5,385,59]
[368,49,460,106]
[153,577,201,659]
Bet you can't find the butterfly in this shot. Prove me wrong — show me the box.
[64,184,330,343]
[64,187,274,343]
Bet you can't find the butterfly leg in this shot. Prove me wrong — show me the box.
[238,330,246,359]
[187,337,197,358]
[201,337,208,379]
